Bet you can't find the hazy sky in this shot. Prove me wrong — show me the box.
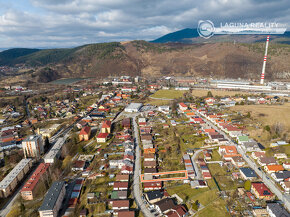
[0,0,289,48]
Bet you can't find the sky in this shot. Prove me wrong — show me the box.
[0,0,289,49]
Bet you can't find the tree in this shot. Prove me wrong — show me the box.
[207,91,213,97]
[244,180,251,191]
[20,203,25,213]
[264,125,271,132]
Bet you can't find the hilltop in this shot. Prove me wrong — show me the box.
[0,40,289,84]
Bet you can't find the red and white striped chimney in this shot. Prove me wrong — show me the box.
[260,35,270,85]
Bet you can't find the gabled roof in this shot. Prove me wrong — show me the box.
[155,198,175,212]
[102,120,111,128]
[79,126,91,135]
[145,190,164,201]
[252,182,273,197]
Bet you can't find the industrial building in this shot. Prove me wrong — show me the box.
[124,103,143,113]
[215,83,272,91]
[0,158,33,198]
[22,134,44,159]
[38,181,66,217]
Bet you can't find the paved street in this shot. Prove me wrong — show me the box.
[132,116,154,217]
[191,149,203,179]
[196,110,290,211]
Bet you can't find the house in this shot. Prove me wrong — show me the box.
[158,106,170,114]
[230,156,245,167]
[144,190,164,203]
[178,103,187,111]
[252,208,268,217]
[237,135,249,144]
[143,182,162,191]
[271,171,290,182]
[241,141,261,152]
[96,133,109,143]
[218,145,240,160]
[117,210,135,217]
[116,174,129,182]
[257,157,277,166]
[165,205,188,217]
[239,167,257,180]
[154,198,176,214]
[224,125,242,137]
[267,203,289,217]
[264,165,284,173]
[121,165,133,174]
[251,182,274,200]
[190,180,208,189]
[113,182,128,191]
[274,153,287,159]
[144,161,157,168]
[101,120,111,133]
[144,153,155,161]
[111,200,130,210]
[122,118,131,129]
[252,151,266,160]
[280,181,290,193]
[283,163,290,170]
[144,168,157,174]
[72,161,86,172]
[79,126,91,141]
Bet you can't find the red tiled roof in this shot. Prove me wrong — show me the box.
[117,211,135,217]
[97,133,109,138]
[102,120,111,128]
[252,182,273,197]
[79,126,91,135]
[21,163,50,192]
[112,200,129,208]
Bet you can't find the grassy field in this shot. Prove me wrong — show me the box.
[197,198,230,217]
[145,98,172,106]
[230,103,290,129]
[191,89,251,97]
[150,89,186,99]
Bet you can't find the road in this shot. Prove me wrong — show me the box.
[191,149,203,180]
[132,116,154,217]
[195,110,290,211]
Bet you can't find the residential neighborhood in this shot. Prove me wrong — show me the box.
[0,76,289,217]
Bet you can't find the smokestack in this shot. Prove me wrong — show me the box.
[260,35,270,85]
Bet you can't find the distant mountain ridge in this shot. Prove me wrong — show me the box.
[0,40,289,84]
[152,28,290,44]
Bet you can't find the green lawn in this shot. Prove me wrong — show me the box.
[150,89,186,99]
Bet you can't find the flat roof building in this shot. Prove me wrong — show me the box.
[39,181,66,217]
[0,158,33,198]
[44,137,66,164]
[124,103,143,113]
[22,134,44,159]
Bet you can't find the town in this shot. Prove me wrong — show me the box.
[0,76,289,217]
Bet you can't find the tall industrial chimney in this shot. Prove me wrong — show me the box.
[260,35,270,85]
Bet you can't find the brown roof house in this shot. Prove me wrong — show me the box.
[79,126,91,141]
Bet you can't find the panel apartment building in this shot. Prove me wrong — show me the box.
[22,134,44,159]
[38,181,66,217]
[0,158,33,198]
